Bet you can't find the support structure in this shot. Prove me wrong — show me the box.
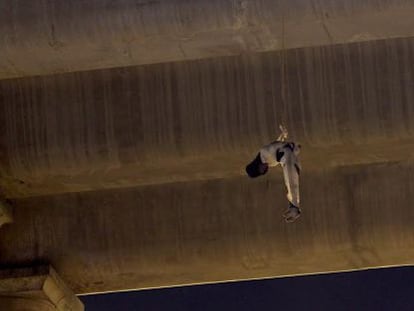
[0,266,84,311]
[1,0,414,298]
[1,0,414,79]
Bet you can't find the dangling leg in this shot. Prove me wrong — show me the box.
[283,202,301,223]
[279,146,301,223]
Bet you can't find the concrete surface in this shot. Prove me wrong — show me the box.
[1,36,414,198]
[0,162,414,294]
[1,0,414,79]
[0,265,84,310]
[1,0,414,297]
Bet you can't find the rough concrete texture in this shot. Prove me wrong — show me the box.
[1,0,414,79]
[0,265,84,310]
[1,37,414,197]
[1,0,414,296]
[0,162,414,294]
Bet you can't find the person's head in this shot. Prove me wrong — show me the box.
[245,153,268,178]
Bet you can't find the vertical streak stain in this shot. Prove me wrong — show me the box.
[1,37,414,196]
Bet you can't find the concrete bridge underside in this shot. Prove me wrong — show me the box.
[1,0,414,298]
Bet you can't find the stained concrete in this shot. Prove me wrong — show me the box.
[1,37,414,197]
[1,0,414,79]
[1,0,414,297]
[0,265,84,310]
[0,162,414,294]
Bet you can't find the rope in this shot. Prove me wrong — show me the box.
[279,2,288,126]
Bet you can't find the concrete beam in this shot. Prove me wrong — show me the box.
[0,162,413,294]
[1,37,414,198]
[0,266,84,310]
[1,0,414,79]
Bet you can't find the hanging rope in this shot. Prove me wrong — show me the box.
[279,2,288,127]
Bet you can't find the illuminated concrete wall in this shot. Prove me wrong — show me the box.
[1,37,414,197]
[1,162,414,294]
[1,0,414,297]
[1,0,414,79]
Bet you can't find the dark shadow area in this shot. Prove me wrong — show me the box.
[81,266,414,311]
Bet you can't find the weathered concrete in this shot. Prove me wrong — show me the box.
[1,0,414,79]
[1,37,414,198]
[0,265,84,310]
[1,2,414,297]
[0,162,413,294]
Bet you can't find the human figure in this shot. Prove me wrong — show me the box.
[245,125,301,222]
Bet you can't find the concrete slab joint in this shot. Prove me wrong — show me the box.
[0,265,84,311]
[0,199,13,228]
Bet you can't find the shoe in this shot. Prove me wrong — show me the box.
[283,203,301,223]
